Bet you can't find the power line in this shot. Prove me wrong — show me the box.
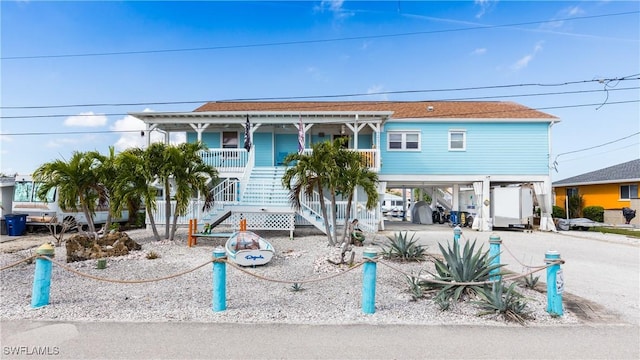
[553,132,640,164]
[1,78,638,113]
[2,99,639,134]
[1,130,142,136]
[558,142,640,163]
[2,11,637,60]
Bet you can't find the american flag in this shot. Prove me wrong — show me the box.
[298,115,304,154]
[244,115,251,152]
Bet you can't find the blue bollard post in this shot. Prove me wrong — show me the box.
[31,243,55,308]
[212,247,227,312]
[489,233,502,282]
[362,247,378,314]
[545,250,564,316]
[453,225,461,246]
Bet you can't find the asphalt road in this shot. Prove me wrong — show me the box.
[1,320,639,359]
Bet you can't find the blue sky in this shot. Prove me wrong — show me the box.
[1,1,639,181]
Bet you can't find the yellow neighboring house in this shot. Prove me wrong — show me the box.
[553,159,640,224]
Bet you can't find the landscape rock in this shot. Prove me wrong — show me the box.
[65,231,141,263]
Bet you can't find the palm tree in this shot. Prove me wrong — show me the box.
[113,148,162,241]
[336,150,379,244]
[282,139,350,245]
[87,147,119,232]
[143,142,174,239]
[282,141,337,245]
[33,151,103,233]
[168,142,219,240]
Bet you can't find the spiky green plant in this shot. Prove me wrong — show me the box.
[405,270,427,301]
[146,251,160,260]
[290,283,304,292]
[380,231,427,261]
[473,281,532,325]
[521,273,540,289]
[430,239,504,304]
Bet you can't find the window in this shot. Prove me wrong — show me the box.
[620,184,638,200]
[222,131,238,149]
[449,130,466,151]
[566,188,578,198]
[13,181,55,203]
[387,131,420,151]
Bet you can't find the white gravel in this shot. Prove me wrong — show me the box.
[0,228,579,326]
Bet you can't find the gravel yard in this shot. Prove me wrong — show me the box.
[0,227,582,327]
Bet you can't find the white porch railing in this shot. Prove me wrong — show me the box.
[200,149,248,173]
[300,149,378,171]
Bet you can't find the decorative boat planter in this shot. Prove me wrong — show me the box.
[225,231,275,266]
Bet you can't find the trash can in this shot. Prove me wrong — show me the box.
[5,214,27,236]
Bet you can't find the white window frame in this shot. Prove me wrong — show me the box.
[387,131,421,151]
[448,129,466,151]
[620,184,638,200]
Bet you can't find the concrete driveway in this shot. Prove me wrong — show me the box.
[381,221,640,326]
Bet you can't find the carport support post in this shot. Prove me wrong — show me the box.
[453,226,461,246]
[362,247,378,314]
[489,233,502,282]
[212,247,227,312]
[31,243,55,308]
[545,250,563,316]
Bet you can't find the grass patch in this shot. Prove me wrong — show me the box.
[589,227,640,238]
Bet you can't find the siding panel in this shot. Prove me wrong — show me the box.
[380,122,549,175]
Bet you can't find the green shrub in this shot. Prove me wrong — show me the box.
[380,231,427,262]
[430,239,503,307]
[552,205,566,219]
[583,206,604,222]
[473,281,532,325]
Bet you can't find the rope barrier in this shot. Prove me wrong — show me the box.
[0,255,37,271]
[377,258,563,286]
[224,258,364,284]
[36,255,213,284]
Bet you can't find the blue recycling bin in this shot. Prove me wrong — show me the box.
[450,211,459,225]
[5,214,27,236]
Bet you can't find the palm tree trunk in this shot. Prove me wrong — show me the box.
[318,187,334,245]
[164,179,171,239]
[145,203,161,241]
[342,194,354,244]
[330,191,338,245]
[104,211,113,234]
[170,212,179,241]
[78,194,96,233]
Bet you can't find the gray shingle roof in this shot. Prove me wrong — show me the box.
[553,159,640,186]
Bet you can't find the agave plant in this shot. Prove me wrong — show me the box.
[289,283,304,292]
[380,231,427,262]
[474,281,532,325]
[430,239,504,305]
[521,273,540,290]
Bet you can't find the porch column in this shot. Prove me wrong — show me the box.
[189,123,211,143]
[482,177,491,231]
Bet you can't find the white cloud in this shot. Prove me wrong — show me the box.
[472,48,487,55]
[45,137,83,148]
[474,0,498,19]
[111,109,185,152]
[510,41,544,71]
[64,111,108,127]
[541,6,585,29]
[367,85,388,101]
[0,135,13,142]
[307,66,328,83]
[314,0,354,20]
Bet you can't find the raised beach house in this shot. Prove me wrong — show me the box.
[130,101,559,234]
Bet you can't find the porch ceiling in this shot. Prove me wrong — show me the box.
[130,111,392,133]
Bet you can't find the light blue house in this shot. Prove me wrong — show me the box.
[131,101,559,234]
